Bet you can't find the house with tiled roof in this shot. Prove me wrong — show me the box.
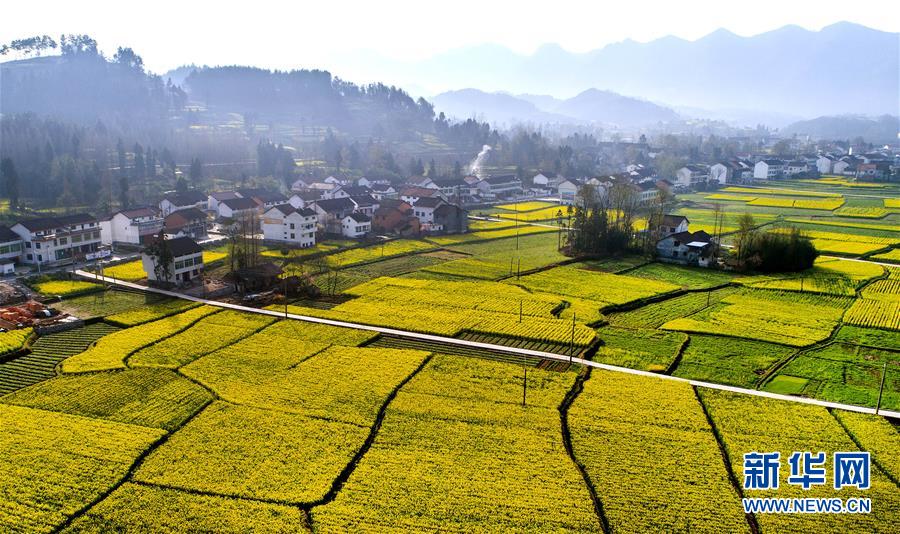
[100,207,164,246]
[262,204,317,247]
[160,190,207,216]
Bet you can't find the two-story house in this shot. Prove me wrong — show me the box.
[160,190,207,216]
[100,207,164,247]
[12,214,102,266]
[261,204,317,247]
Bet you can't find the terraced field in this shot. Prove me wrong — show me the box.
[0,323,119,395]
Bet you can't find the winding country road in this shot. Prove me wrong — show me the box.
[75,269,900,420]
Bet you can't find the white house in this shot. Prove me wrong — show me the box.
[674,165,710,189]
[142,236,203,286]
[326,185,371,200]
[533,173,550,186]
[341,213,371,238]
[207,191,240,212]
[0,226,23,270]
[312,197,357,234]
[159,190,207,216]
[411,197,445,224]
[356,177,373,187]
[753,159,785,180]
[12,214,102,266]
[652,214,690,237]
[290,178,311,192]
[369,183,397,201]
[261,204,317,247]
[400,186,442,206]
[483,175,523,197]
[407,176,438,189]
[557,179,582,204]
[656,230,714,267]
[100,207,164,246]
[164,208,208,240]
[816,155,835,174]
[785,160,808,176]
[217,197,261,220]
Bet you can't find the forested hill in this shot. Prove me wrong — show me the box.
[182,66,444,141]
[1,43,185,126]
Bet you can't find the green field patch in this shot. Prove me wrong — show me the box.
[764,375,809,395]
[672,335,796,388]
[594,326,686,371]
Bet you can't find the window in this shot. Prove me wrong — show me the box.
[25,242,31,249]
[26,254,32,260]
[673,241,680,246]
[59,237,68,245]
[290,233,295,239]
[35,242,41,249]
[289,223,295,229]
[72,234,82,243]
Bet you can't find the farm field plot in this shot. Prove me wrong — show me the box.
[843,299,900,331]
[886,198,900,209]
[261,241,345,260]
[424,232,567,280]
[30,279,102,298]
[0,323,117,396]
[748,197,845,210]
[61,306,220,373]
[98,260,145,281]
[723,186,841,198]
[53,290,177,319]
[128,310,276,368]
[736,257,884,295]
[508,263,679,308]
[763,343,899,410]
[2,367,212,431]
[872,249,900,262]
[832,410,900,484]
[494,201,560,212]
[0,404,164,533]
[282,276,598,347]
[833,325,900,349]
[324,239,435,267]
[809,238,886,256]
[105,298,199,327]
[314,252,454,294]
[311,355,600,532]
[593,326,686,372]
[184,344,429,426]
[569,371,748,532]
[661,289,852,346]
[627,262,739,289]
[65,483,309,533]
[608,287,739,329]
[134,401,369,504]
[698,389,900,532]
[834,206,892,218]
[672,335,796,388]
[784,217,900,234]
[496,205,567,221]
[0,327,31,359]
[428,224,555,245]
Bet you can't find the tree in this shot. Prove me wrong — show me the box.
[116,139,127,179]
[734,213,757,264]
[132,143,145,179]
[112,47,144,73]
[1,158,20,210]
[189,157,203,186]
[427,159,437,177]
[145,231,174,284]
[118,176,130,208]
[175,176,189,194]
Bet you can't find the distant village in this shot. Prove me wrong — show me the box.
[0,138,895,283]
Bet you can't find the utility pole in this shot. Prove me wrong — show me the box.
[522,351,527,407]
[875,362,887,415]
[519,299,523,323]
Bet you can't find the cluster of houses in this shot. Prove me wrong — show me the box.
[669,149,896,191]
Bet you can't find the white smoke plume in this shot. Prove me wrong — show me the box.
[468,145,492,178]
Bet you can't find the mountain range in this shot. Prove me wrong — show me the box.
[343,22,898,119]
[432,88,678,128]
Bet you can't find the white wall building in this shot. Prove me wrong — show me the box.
[341,213,371,238]
[100,207,164,246]
[142,236,204,286]
[12,214,102,266]
[261,205,317,247]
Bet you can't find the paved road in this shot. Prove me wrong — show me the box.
[76,269,900,420]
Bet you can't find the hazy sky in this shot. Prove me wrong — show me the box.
[4,0,899,75]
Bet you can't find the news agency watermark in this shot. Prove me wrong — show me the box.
[741,451,871,514]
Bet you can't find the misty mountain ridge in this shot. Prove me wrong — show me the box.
[350,22,898,119]
[432,88,678,128]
